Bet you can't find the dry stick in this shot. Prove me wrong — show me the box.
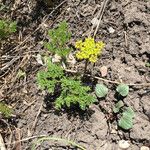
[0,133,6,150]
[90,1,104,36]
[65,69,150,86]
[31,102,43,135]
[94,0,109,37]
[4,135,47,146]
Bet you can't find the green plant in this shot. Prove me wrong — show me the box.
[116,84,129,97]
[95,84,108,98]
[37,61,64,93]
[118,107,134,130]
[113,100,124,113]
[55,78,96,110]
[0,102,12,117]
[0,19,17,38]
[45,21,71,58]
[37,61,95,110]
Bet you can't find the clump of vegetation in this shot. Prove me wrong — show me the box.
[37,61,95,110]
[37,21,96,110]
[95,83,134,130]
[75,37,105,63]
[45,21,71,58]
[55,78,95,110]
[0,19,17,39]
[37,61,64,93]
[0,102,12,118]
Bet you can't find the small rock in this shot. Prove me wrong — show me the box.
[66,53,76,66]
[36,54,43,65]
[100,66,108,77]
[118,140,130,149]
[140,146,150,150]
[108,27,115,34]
[91,17,99,27]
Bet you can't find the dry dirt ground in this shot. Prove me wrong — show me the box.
[0,0,150,150]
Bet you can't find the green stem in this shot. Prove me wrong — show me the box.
[31,136,86,150]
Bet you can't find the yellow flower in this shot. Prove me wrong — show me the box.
[75,37,105,63]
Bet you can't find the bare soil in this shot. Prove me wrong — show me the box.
[0,0,150,150]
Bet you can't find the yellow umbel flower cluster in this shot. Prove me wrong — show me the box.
[75,37,105,63]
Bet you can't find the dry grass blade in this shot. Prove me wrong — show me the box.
[0,133,6,150]
[93,0,109,37]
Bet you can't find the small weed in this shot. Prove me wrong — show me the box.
[0,19,17,39]
[118,107,135,130]
[37,60,95,110]
[116,84,129,97]
[95,84,108,98]
[55,78,96,110]
[95,83,135,130]
[0,102,12,118]
[44,21,71,58]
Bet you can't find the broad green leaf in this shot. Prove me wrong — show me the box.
[116,84,129,96]
[95,84,108,98]
[118,107,134,130]
[113,101,124,113]
[125,107,135,118]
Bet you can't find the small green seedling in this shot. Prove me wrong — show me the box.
[118,107,134,130]
[0,19,17,39]
[113,100,124,113]
[45,21,71,58]
[95,84,108,98]
[116,84,129,97]
[0,102,12,118]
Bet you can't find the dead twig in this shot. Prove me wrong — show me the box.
[4,135,47,146]
[0,57,20,72]
[30,102,43,135]
[0,133,6,150]
[124,31,128,47]
[65,69,150,86]
[92,0,109,37]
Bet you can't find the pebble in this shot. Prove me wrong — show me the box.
[108,27,115,34]
[91,17,99,27]
[140,146,150,150]
[118,140,130,149]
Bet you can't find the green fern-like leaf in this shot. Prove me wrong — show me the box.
[55,78,96,110]
[45,21,71,57]
[0,20,16,38]
[0,102,12,118]
[37,61,64,93]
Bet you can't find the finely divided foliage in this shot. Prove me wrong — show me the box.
[55,78,96,110]
[45,21,72,57]
[37,61,95,110]
[0,19,16,38]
